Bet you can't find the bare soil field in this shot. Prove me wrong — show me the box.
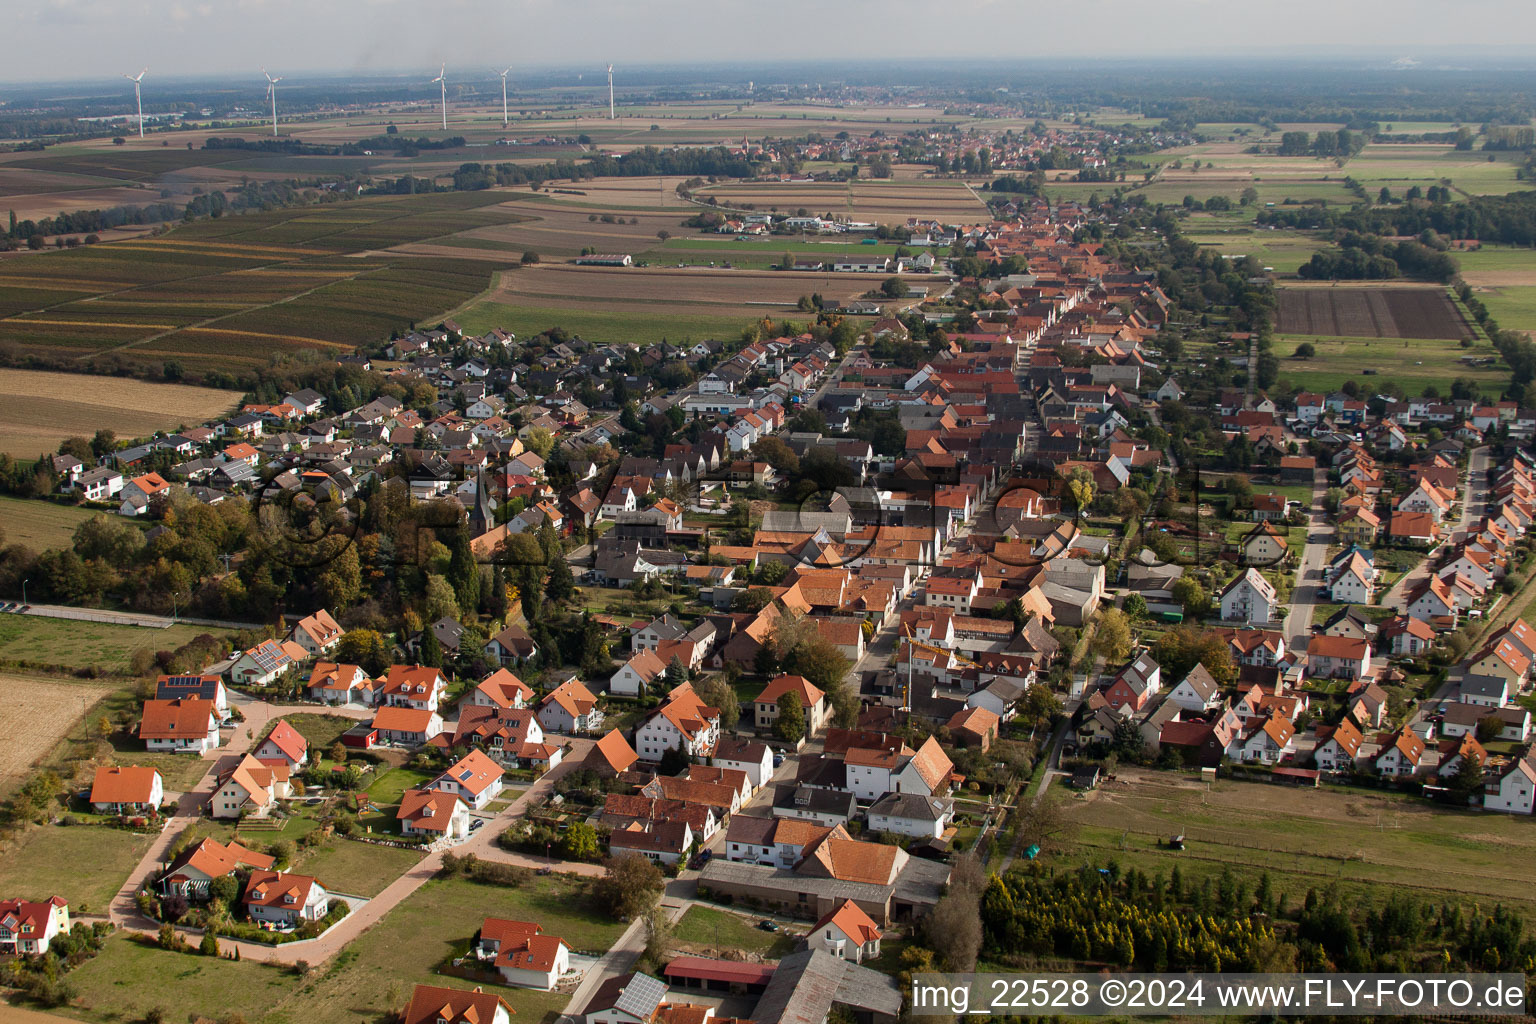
[483,264,876,315]
[0,368,241,456]
[0,673,115,794]
[1275,285,1470,339]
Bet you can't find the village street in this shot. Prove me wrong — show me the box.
[1282,464,1333,655]
[105,700,594,966]
[1383,445,1489,611]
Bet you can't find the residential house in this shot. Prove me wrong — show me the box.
[371,706,445,746]
[155,674,228,717]
[88,765,164,815]
[254,720,308,769]
[475,918,572,990]
[1219,569,1277,625]
[211,753,292,819]
[1306,636,1372,680]
[138,698,220,754]
[1374,729,1426,777]
[228,638,307,688]
[159,838,275,898]
[1314,719,1364,772]
[0,898,70,956]
[243,870,330,929]
[808,899,882,964]
[710,736,774,790]
[288,610,343,657]
[865,791,952,839]
[430,749,506,810]
[1484,758,1536,815]
[397,788,471,841]
[306,662,378,707]
[537,679,604,735]
[402,985,514,1024]
[753,674,830,736]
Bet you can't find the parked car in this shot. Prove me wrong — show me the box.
[757,919,779,932]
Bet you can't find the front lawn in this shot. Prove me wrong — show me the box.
[0,823,156,912]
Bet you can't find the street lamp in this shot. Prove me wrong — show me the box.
[21,578,29,606]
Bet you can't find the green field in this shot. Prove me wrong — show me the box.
[0,496,103,551]
[1062,770,1536,923]
[1275,334,1506,398]
[64,874,615,1024]
[271,713,359,752]
[0,823,155,912]
[0,614,230,674]
[451,299,755,346]
[291,837,423,897]
[673,904,795,958]
[1475,285,1536,334]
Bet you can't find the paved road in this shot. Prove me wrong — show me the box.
[7,602,266,631]
[1383,445,1488,612]
[1282,465,1333,654]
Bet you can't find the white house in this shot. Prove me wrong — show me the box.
[243,870,330,929]
[253,720,308,769]
[288,610,343,657]
[808,900,882,964]
[1219,569,1276,625]
[228,639,306,688]
[212,754,292,820]
[430,749,505,811]
[634,685,720,761]
[1313,720,1363,772]
[1164,664,1221,713]
[1374,730,1426,777]
[397,788,471,841]
[88,765,164,815]
[609,649,667,697]
[371,706,444,746]
[536,679,604,735]
[138,698,220,754]
[865,791,952,839]
[1483,758,1536,814]
[711,736,774,790]
[476,918,572,990]
[0,897,70,956]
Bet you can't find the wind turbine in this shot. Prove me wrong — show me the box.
[432,64,447,131]
[262,69,283,137]
[498,66,513,127]
[607,63,614,120]
[124,68,147,139]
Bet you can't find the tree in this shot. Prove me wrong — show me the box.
[418,626,444,669]
[925,884,982,971]
[422,573,460,624]
[521,251,540,264]
[1066,468,1095,517]
[1013,793,1077,852]
[1293,342,1316,359]
[523,427,555,459]
[880,276,909,299]
[693,674,740,730]
[561,822,601,861]
[1447,755,1485,802]
[330,740,347,764]
[1169,576,1210,619]
[1475,714,1505,744]
[209,875,240,906]
[594,854,664,921]
[774,691,806,742]
[1092,608,1133,663]
[1122,594,1148,619]
[200,932,220,957]
[641,905,673,970]
[336,629,389,675]
[545,555,575,605]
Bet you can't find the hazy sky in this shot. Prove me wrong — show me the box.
[9,0,1536,83]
